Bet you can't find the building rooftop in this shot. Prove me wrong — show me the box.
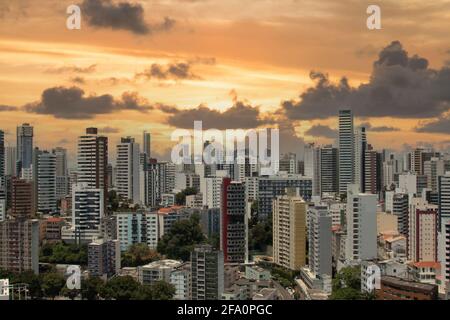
[140,259,183,270]
[381,276,437,292]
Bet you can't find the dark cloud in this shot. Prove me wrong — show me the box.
[46,64,97,74]
[416,115,450,134]
[70,76,86,85]
[358,122,400,132]
[281,41,450,120]
[305,124,337,138]
[136,62,200,81]
[159,101,273,130]
[81,0,175,35]
[24,86,153,119]
[0,105,18,112]
[99,126,120,134]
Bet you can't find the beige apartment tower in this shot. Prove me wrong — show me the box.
[272,188,306,270]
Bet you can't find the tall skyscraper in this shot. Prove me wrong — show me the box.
[354,126,367,191]
[308,205,332,276]
[220,178,247,263]
[0,130,4,179]
[5,145,16,177]
[77,128,108,207]
[272,188,306,270]
[345,184,377,262]
[320,145,339,194]
[304,143,320,196]
[72,182,104,242]
[364,144,380,195]
[33,149,57,214]
[190,245,224,300]
[143,131,151,161]
[338,110,354,194]
[116,137,141,204]
[393,193,409,236]
[16,123,33,175]
[439,172,450,286]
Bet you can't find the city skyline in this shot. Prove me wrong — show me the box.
[1,0,450,163]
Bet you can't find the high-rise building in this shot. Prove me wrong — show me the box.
[88,238,120,278]
[77,128,108,207]
[338,110,354,194]
[71,182,104,242]
[116,137,140,204]
[392,193,409,236]
[258,174,312,218]
[354,126,367,191]
[408,199,438,262]
[11,178,34,218]
[439,172,450,286]
[33,149,57,214]
[279,153,297,174]
[0,217,39,274]
[345,184,377,262]
[16,123,33,175]
[0,130,4,179]
[364,144,380,195]
[308,205,332,276]
[5,145,16,177]
[411,148,424,175]
[190,245,224,300]
[304,143,320,196]
[320,145,339,194]
[424,157,446,192]
[273,188,307,270]
[143,131,151,161]
[220,178,247,263]
[115,211,159,251]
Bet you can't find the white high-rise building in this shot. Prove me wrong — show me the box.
[338,110,354,194]
[71,182,104,241]
[304,143,320,196]
[115,211,159,251]
[345,184,377,262]
[116,137,141,204]
[309,205,332,276]
[424,157,445,192]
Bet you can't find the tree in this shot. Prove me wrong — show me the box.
[42,273,66,299]
[175,187,198,205]
[81,277,104,300]
[330,266,371,300]
[150,281,176,300]
[121,243,161,267]
[157,214,206,261]
[248,218,272,253]
[100,276,140,300]
[60,286,80,300]
[40,242,88,265]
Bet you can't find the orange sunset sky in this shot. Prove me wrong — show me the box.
[1,0,450,165]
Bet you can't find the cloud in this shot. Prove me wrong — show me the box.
[416,115,450,134]
[358,122,400,132]
[135,58,215,82]
[24,86,153,119]
[159,101,274,130]
[305,124,337,139]
[281,41,450,120]
[46,64,97,74]
[81,0,175,35]
[70,76,86,85]
[0,105,18,112]
[99,126,120,133]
